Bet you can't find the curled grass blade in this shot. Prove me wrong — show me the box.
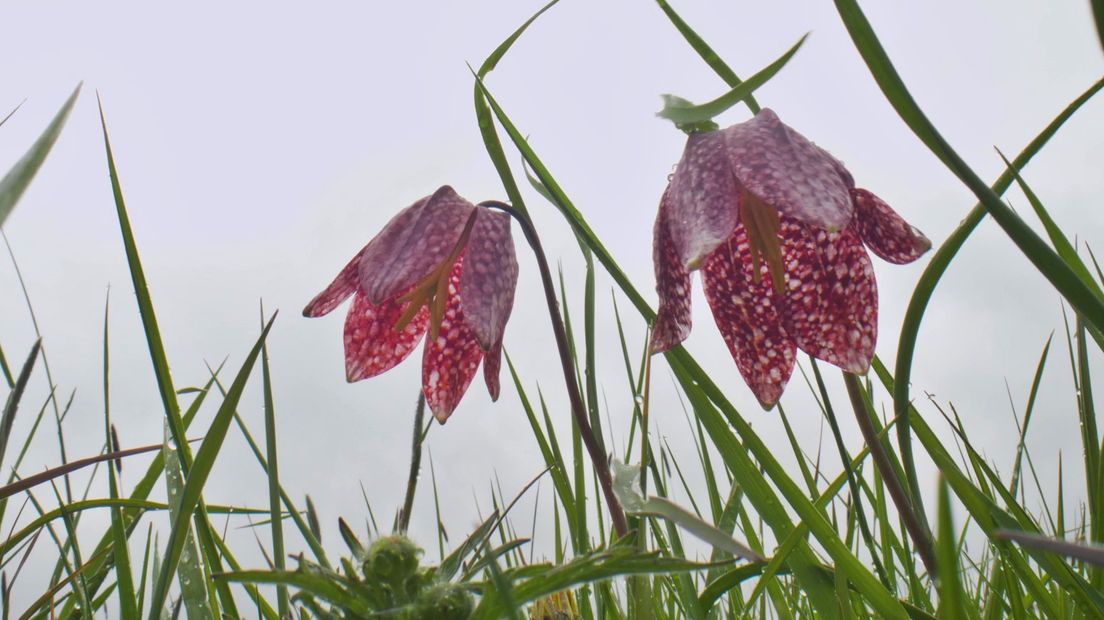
[0,84,80,228]
[891,77,1104,518]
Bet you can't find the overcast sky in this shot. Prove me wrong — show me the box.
[1,0,1102,608]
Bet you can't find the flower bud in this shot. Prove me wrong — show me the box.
[363,535,421,583]
[412,583,474,620]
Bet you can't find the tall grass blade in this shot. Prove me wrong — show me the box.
[936,477,967,620]
[259,307,289,617]
[995,529,1104,566]
[162,424,214,619]
[0,84,80,228]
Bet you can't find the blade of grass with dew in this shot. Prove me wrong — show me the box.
[103,293,138,618]
[652,0,762,114]
[258,306,288,617]
[0,84,80,228]
[476,77,902,619]
[162,423,214,619]
[147,315,276,619]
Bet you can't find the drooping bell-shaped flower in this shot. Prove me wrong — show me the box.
[304,185,519,423]
[651,109,930,407]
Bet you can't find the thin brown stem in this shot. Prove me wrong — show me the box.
[843,371,937,576]
[480,201,629,538]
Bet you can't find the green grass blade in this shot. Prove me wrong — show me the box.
[147,315,277,618]
[0,340,40,469]
[652,0,761,114]
[891,76,1104,520]
[1092,0,1104,52]
[0,84,80,228]
[103,295,138,618]
[162,425,214,619]
[96,94,191,469]
[1009,335,1051,493]
[259,308,289,617]
[936,477,967,620]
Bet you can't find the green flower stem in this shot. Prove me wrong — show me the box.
[843,371,937,577]
[481,201,629,539]
[397,392,427,533]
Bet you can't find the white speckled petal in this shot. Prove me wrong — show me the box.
[723,109,854,230]
[422,258,484,423]
[303,245,369,317]
[358,185,475,304]
[459,209,518,351]
[701,226,797,408]
[781,220,877,374]
[668,131,741,269]
[851,188,931,265]
[650,186,693,353]
[343,292,428,382]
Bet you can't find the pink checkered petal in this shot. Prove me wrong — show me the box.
[668,131,740,269]
[723,109,853,231]
[650,187,693,353]
[343,292,428,382]
[303,245,368,317]
[359,185,475,304]
[701,229,796,408]
[422,260,484,423]
[483,339,503,401]
[459,209,518,351]
[781,221,877,374]
[851,188,931,265]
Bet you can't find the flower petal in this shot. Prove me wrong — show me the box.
[650,186,693,353]
[303,245,368,317]
[781,221,877,374]
[851,188,931,264]
[343,292,428,382]
[483,339,503,401]
[723,108,853,231]
[422,258,484,423]
[701,229,797,407]
[668,131,740,269]
[459,209,519,351]
[358,185,475,304]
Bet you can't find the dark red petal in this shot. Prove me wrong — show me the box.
[701,229,797,407]
[483,339,503,401]
[668,131,741,269]
[459,209,518,351]
[422,259,484,423]
[358,185,475,304]
[781,220,877,374]
[343,292,428,382]
[650,186,693,352]
[303,245,368,317]
[723,109,854,231]
[851,188,931,264]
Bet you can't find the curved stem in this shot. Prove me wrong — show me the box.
[480,201,629,538]
[843,371,937,577]
[397,391,426,533]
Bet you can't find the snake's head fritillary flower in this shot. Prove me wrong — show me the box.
[304,186,519,423]
[651,109,931,408]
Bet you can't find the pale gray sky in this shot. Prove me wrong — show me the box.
[1,0,1102,609]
